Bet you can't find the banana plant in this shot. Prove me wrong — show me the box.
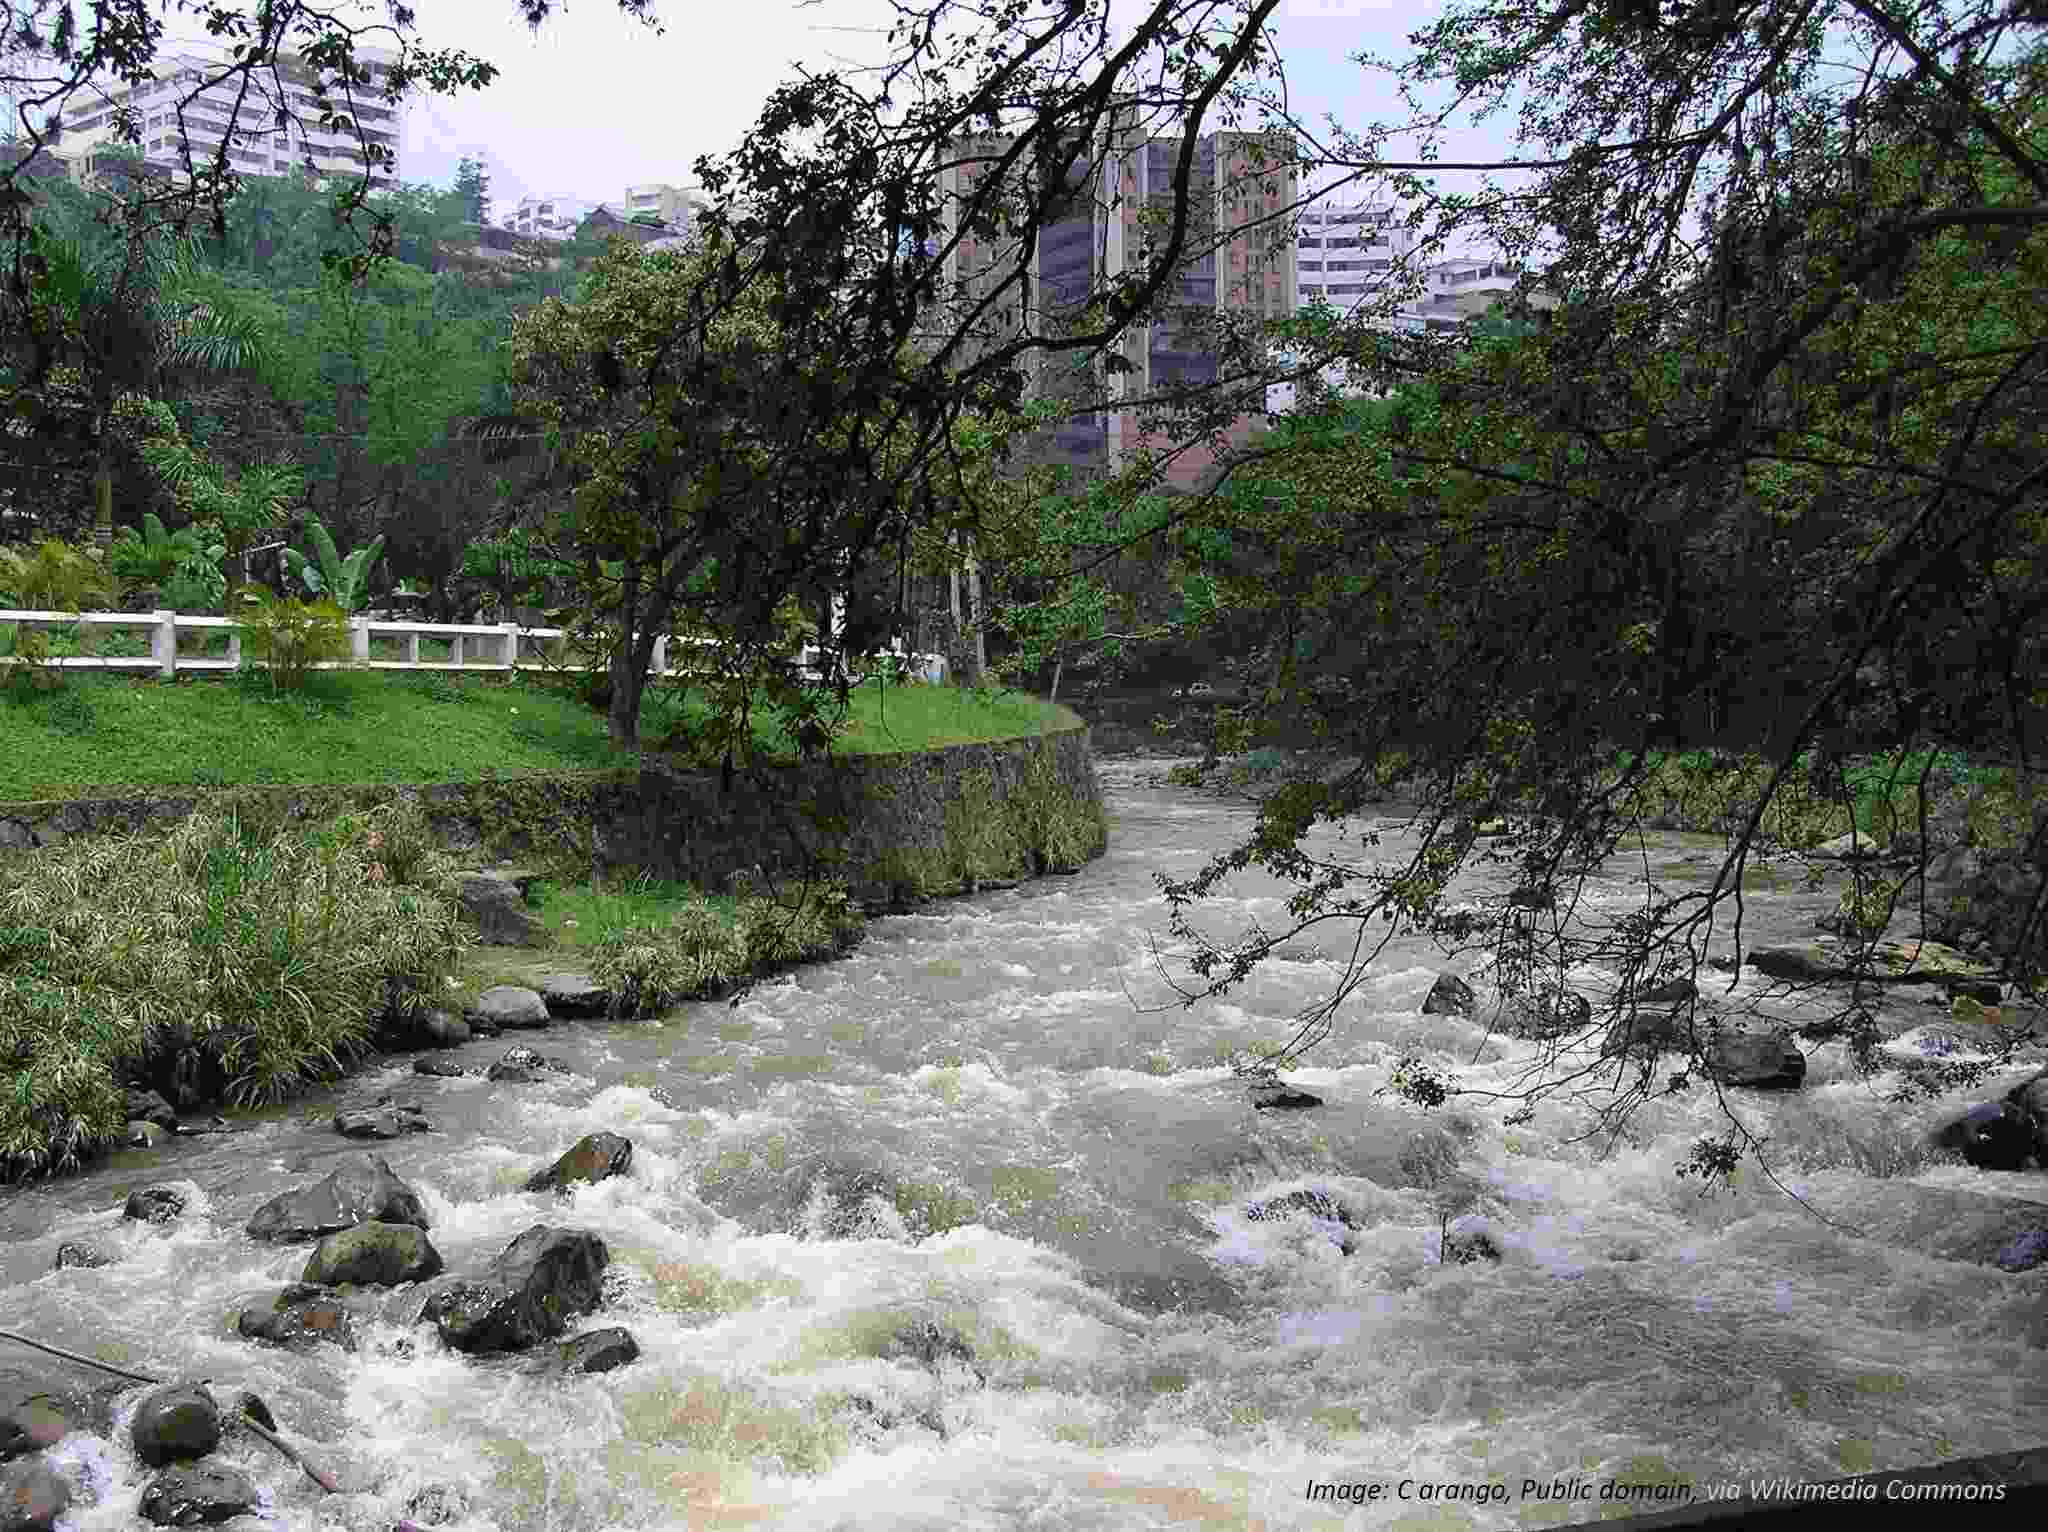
[283,519,386,614]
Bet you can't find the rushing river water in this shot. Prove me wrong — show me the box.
[3,759,2045,1531]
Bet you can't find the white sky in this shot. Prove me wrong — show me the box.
[93,0,1513,219]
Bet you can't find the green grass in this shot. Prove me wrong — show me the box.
[527,872,741,949]
[0,667,1080,800]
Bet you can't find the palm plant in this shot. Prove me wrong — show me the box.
[282,518,386,613]
[107,512,221,589]
[137,439,303,611]
[12,202,280,550]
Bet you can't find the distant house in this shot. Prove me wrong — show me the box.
[577,204,672,247]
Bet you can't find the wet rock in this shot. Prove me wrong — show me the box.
[1635,976,1699,1003]
[236,1284,360,1353]
[2007,1070,2048,1161]
[486,1045,567,1083]
[413,1057,471,1078]
[0,1386,124,1463]
[1747,945,1838,984]
[1441,1229,1502,1265]
[881,1320,984,1383]
[301,1220,444,1287]
[842,1393,947,1438]
[124,1089,179,1130]
[1245,1188,1358,1254]
[471,985,550,1030]
[1994,1230,2048,1273]
[1932,1102,2037,1172]
[121,1183,188,1224]
[1248,1083,1323,1111]
[245,1152,429,1242]
[124,1120,167,1148]
[0,1456,71,1531]
[0,1397,68,1464]
[457,874,545,947]
[1421,972,1475,1017]
[524,1132,633,1194]
[1702,1031,1806,1090]
[524,1326,641,1378]
[1495,985,1593,1039]
[417,1224,610,1354]
[540,973,609,1018]
[52,1243,110,1271]
[419,1010,471,1047]
[1811,832,1885,860]
[130,1383,220,1467]
[333,1098,434,1139]
[137,1462,257,1526]
[403,1483,468,1526]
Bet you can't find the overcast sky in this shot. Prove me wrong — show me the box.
[109,0,1512,220]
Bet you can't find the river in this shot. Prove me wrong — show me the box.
[2,759,2044,1530]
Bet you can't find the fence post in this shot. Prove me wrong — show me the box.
[350,617,369,665]
[503,621,519,672]
[651,635,666,676]
[405,630,420,665]
[153,610,176,680]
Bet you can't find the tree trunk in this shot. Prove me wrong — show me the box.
[605,567,652,750]
[93,420,114,551]
[964,531,986,686]
[1049,653,1063,705]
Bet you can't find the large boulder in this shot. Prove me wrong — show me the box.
[1494,985,1593,1040]
[301,1221,444,1286]
[333,1098,433,1140]
[244,1153,429,1243]
[235,1285,360,1353]
[486,1045,569,1083]
[130,1383,220,1468]
[418,1011,472,1048]
[471,986,550,1031]
[2008,1070,2048,1162]
[1701,1031,1806,1090]
[1748,938,2001,1001]
[524,1133,634,1194]
[123,1089,179,1130]
[1921,844,2044,969]
[138,1462,258,1527]
[0,1385,125,1464]
[0,1455,71,1531]
[523,1327,641,1379]
[1420,972,1475,1017]
[1932,1101,2038,1172]
[121,1183,189,1224]
[457,874,546,947]
[416,1225,610,1354]
[540,973,609,1018]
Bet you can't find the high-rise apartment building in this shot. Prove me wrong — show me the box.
[53,43,404,185]
[928,115,1297,491]
[1273,192,1546,411]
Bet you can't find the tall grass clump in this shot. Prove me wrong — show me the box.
[589,885,864,1018]
[0,799,470,1180]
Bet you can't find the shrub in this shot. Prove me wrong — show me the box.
[232,589,352,692]
[0,538,120,613]
[0,805,470,1179]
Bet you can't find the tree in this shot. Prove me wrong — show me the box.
[4,186,283,547]
[998,0,2048,1172]
[452,155,492,225]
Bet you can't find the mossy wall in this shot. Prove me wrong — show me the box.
[0,724,1108,908]
[610,726,1108,906]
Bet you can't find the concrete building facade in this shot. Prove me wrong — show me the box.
[54,43,403,185]
[928,116,1297,492]
[504,195,605,240]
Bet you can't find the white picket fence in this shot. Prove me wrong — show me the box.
[0,608,946,684]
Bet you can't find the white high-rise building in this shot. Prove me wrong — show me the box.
[1272,192,1546,411]
[504,195,604,240]
[54,42,404,185]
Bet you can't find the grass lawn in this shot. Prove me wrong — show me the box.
[0,665,1080,800]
